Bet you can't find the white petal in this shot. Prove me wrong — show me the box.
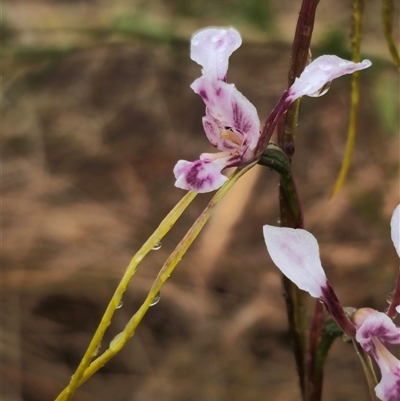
[263,226,328,298]
[391,204,400,257]
[191,27,242,80]
[288,55,371,101]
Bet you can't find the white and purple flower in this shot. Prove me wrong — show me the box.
[174,27,261,193]
[354,308,400,401]
[174,27,371,193]
[263,204,400,401]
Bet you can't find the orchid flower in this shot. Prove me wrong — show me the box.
[174,27,371,193]
[263,204,400,401]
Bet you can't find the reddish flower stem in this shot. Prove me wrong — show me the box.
[386,269,400,318]
[306,301,324,401]
[275,1,319,400]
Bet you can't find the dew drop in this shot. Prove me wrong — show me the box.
[192,38,199,46]
[150,291,161,306]
[152,241,162,251]
[386,291,394,304]
[316,82,331,96]
[309,82,331,97]
[116,300,123,309]
[318,63,332,71]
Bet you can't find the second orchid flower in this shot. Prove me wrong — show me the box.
[263,204,400,401]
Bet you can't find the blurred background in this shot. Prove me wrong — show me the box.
[3,0,399,400]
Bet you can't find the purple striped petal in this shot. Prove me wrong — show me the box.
[190,27,242,81]
[263,226,328,298]
[288,55,371,101]
[191,76,260,150]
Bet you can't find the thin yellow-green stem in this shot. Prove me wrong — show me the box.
[55,163,255,401]
[331,0,364,197]
[330,70,360,197]
[55,190,197,401]
[382,0,400,70]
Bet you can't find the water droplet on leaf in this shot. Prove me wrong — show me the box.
[152,241,162,250]
[150,291,161,306]
[117,300,123,309]
[192,38,199,46]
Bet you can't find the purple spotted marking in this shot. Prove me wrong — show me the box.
[199,90,208,101]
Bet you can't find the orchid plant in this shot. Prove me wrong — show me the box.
[263,204,400,401]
